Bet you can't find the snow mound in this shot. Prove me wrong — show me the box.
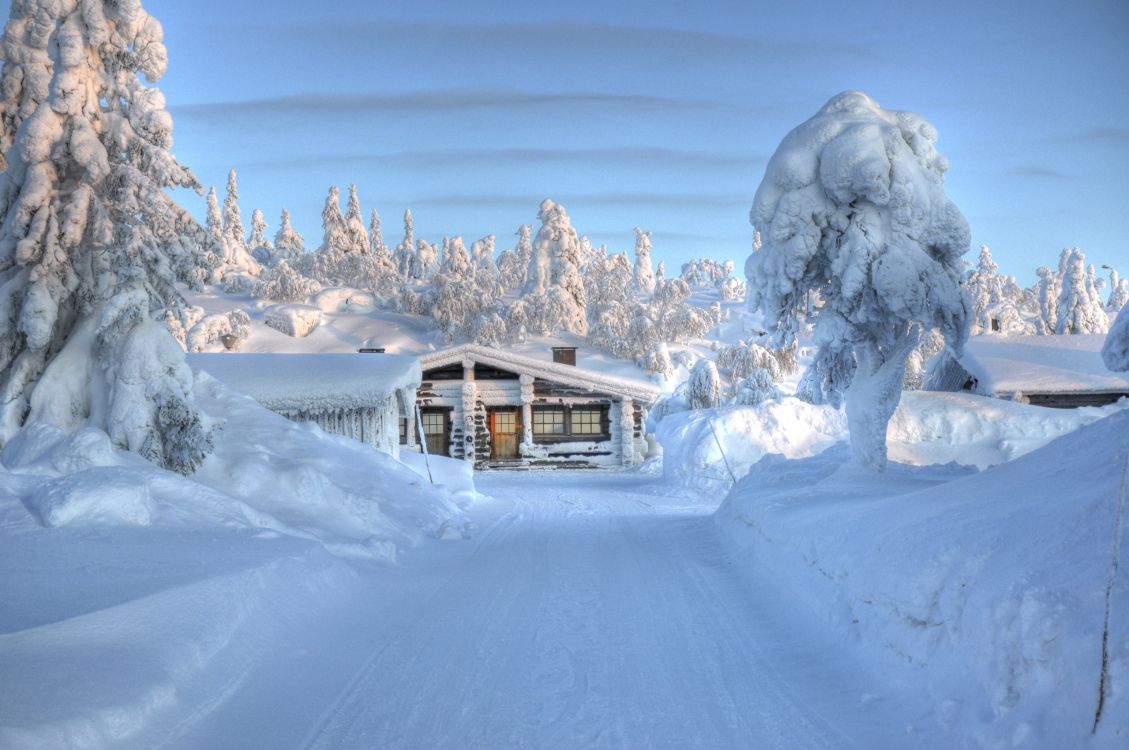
[264,304,322,338]
[658,391,1128,492]
[717,410,1129,748]
[26,467,154,527]
[311,287,379,314]
[1,377,463,562]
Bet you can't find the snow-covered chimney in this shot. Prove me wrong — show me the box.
[552,347,577,366]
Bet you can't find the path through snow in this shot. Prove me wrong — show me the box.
[160,471,937,749]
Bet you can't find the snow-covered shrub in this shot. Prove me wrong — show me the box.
[186,310,252,352]
[473,312,508,346]
[221,271,254,294]
[717,342,781,381]
[903,329,946,390]
[264,305,321,338]
[718,277,746,301]
[165,306,205,347]
[1102,303,1129,371]
[638,341,674,377]
[747,91,970,469]
[686,359,722,410]
[251,260,321,303]
[732,369,782,406]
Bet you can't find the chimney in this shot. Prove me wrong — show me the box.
[552,346,577,366]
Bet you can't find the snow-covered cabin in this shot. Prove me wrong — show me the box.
[409,344,660,469]
[188,353,419,458]
[925,334,1129,408]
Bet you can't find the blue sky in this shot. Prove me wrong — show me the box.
[150,0,1129,283]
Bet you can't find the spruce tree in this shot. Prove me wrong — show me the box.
[0,0,216,472]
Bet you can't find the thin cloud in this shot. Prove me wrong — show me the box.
[172,89,745,119]
[1007,166,1069,180]
[405,192,747,210]
[272,20,876,65]
[237,147,765,173]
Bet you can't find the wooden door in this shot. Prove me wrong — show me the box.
[420,408,450,457]
[490,408,521,459]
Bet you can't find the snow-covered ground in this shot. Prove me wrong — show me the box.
[5,409,1125,748]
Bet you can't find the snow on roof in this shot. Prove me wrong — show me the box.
[953,334,1129,396]
[419,344,662,404]
[188,353,421,413]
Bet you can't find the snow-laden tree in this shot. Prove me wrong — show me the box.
[747,92,970,469]
[1056,248,1108,334]
[251,260,320,303]
[1036,265,1059,335]
[472,235,499,278]
[686,359,722,410]
[0,6,56,169]
[732,369,781,406]
[318,185,348,254]
[633,227,655,295]
[655,259,665,284]
[394,209,415,279]
[1102,303,1129,371]
[344,184,368,254]
[520,199,586,335]
[205,186,222,244]
[273,208,305,262]
[222,169,245,255]
[0,0,217,472]
[247,208,273,266]
[412,239,439,281]
[1107,278,1129,313]
[368,208,386,255]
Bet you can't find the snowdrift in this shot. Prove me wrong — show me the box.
[657,391,1128,492]
[716,410,1129,748]
[1,373,462,561]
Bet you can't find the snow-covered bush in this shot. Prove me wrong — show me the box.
[1101,303,1129,371]
[732,369,782,406]
[264,305,321,338]
[251,260,321,303]
[638,341,673,377]
[717,342,781,381]
[186,310,252,352]
[747,91,970,469]
[0,0,217,472]
[686,359,722,410]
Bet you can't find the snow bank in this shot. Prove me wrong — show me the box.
[716,411,1129,748]
[311,287,379,314]
[264,304,322,338]
[658,391,1128,492]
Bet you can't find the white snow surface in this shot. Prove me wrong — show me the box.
[658,390,1128,493]
[187,352,420,412]
[953,334,1129,395]
[717,410,1129,749]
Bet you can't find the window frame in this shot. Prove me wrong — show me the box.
[531,404,611,443]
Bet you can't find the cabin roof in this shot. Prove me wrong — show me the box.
[419,344,662,404]
[941,334,1129,397]
[188,352,421,412]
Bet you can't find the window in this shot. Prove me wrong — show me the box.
[531,405,609,440]
[399,417,408,444]
[571,408,603,435]
[423,411,447,435]
[533,408,565,435]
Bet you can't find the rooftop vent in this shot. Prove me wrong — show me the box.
[552,346,577,366]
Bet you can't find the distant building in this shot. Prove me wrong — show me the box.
[925,334,1129,408]
[189,352,419,458]
[409,344,661,469]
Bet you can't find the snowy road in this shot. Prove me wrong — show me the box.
[157,471,930,750]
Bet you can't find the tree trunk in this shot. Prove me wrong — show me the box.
[844,327,919,471]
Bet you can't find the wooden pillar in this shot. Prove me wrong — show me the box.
[620,398,635,466]
[461,380,477,462]
[519,374,534,450]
